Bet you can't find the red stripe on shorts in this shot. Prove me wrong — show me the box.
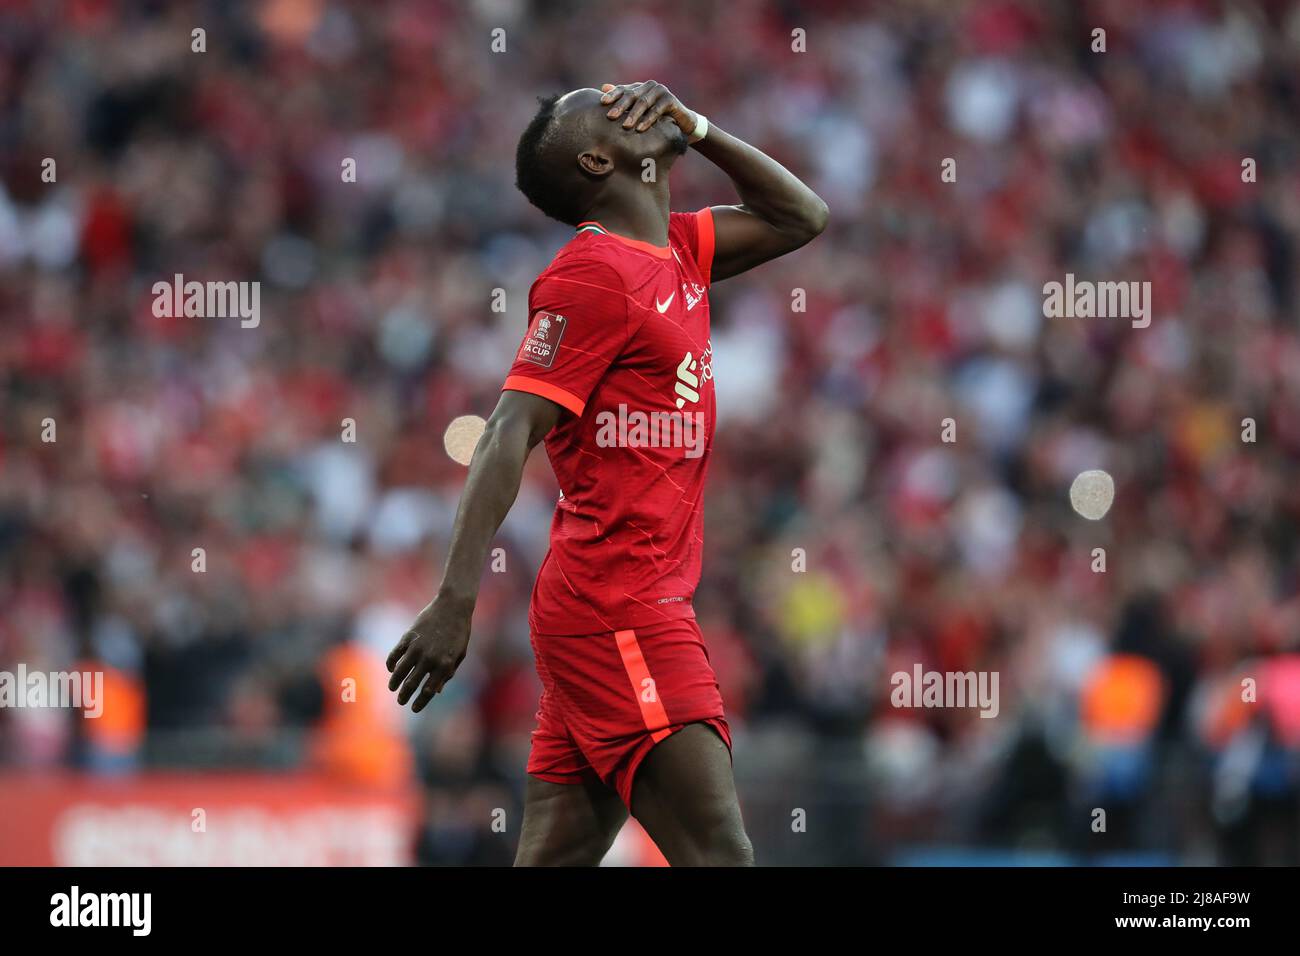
[613,629,673,742]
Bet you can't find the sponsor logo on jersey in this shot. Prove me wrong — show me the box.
[674,341,713,409]
[670,248,707,311]
[683,280,706,311]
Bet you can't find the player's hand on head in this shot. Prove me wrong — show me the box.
[600,81,698,134]
[386,595,472,713]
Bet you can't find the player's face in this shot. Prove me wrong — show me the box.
[560,88,688,166]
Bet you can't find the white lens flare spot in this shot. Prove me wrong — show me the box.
[443,415,486,466]
[1069,469,1115,521]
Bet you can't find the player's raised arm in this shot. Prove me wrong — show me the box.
[387,389,562,713]
[600,80,829,281]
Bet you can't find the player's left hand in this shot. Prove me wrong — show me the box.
[600,80,699,134]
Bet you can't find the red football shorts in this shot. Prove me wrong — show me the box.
[526,618,732,807]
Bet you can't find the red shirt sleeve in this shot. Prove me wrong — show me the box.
[669,207,716,285]
[501,256,631,418]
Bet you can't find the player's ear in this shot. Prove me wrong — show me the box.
[577,149,613,177]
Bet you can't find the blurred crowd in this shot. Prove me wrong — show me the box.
[2,0,1300,865]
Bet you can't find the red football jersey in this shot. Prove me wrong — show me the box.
[502,209,716,635]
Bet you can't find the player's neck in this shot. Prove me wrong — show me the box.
[582,180,670,247]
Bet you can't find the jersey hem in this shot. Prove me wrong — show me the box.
[529,602,697,637]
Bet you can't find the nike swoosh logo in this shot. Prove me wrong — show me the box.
[655,292,675,313]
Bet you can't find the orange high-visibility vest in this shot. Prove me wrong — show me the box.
[76,661,145,756]
[1080,654,1166,745]
[311,643,413,787]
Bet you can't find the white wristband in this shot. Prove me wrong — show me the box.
[687,112,709,144]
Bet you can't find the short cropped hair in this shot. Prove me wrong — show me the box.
[515,94,585,226]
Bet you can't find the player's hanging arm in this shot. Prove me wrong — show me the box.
[387,390,561,713]
[601,81,829,281]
